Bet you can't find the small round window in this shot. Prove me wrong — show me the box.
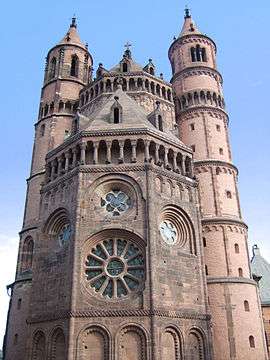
[101,190,131,216]
[85,238,145,299]
[159,220,178,245]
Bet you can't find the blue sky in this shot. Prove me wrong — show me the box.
[1,0,270,346]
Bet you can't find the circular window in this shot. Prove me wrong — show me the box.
[85,238,145,299]
[58,224,71,247]
[101,190,131,216]
[159,220,178,245]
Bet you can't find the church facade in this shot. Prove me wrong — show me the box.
[3,10,268,360]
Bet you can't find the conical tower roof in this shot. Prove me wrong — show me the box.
[179,8,201,37]
[251,245,270,305]
[58,16,85,47]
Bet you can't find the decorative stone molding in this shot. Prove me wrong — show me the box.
[28,309,211,324]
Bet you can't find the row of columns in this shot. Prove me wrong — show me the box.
[81,78,172,106]
[47,140,193,182]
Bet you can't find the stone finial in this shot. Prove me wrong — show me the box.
[185,6,191,19]
[70,15,77,28]
[253,244,261,256]
[124,41,132,59]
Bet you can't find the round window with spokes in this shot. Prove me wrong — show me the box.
[85,238,145,299]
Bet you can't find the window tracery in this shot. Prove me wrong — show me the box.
[85,238,145,299]
[101,190,131,216]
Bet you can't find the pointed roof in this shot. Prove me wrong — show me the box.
[179,8,201,37]
[58,16,85,47]
[251,245,270,305]
[82,86,157,131]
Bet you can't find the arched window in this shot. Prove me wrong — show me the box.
[21,237,34,273]
[123,62,128,73]
[158,115,163,131]
[49,57,57,79]
[114,107,120,124]
[244,300,250,312]
[44,104,48,116]
[201,48,207,62]
[40,124,45,137]
[249,335,255,348]
[191,47,196,62]
[203,237,206,247]
[17,298,22,309]
[149,67,154,75]
[238,268,243,277]
[196,45,201,62]
[234,243,239,254]
[58,101,64,111]
[226,190,232,199]
[70,55,79,77]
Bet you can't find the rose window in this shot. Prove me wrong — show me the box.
[58,224,71,247]
[159,220,178,245]
[85,238,145,299]
[101,190,131,216]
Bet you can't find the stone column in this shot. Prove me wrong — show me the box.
[119,140,124,164]
[65,152,70,172]
[72,148,77,168]
[51,160,56,181]
[57,157,62,177]
[80,142,86,165]
[173,152,178,172]
[164,147,169,168]
[131,140,137,163]
[155,143,160,165]
[144,140,150,162]
[106,141,112,164]
[93,142,99,164]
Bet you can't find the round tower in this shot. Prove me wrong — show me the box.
[3,19,92,360]
[169,9,268,360]
[24,17,92,227]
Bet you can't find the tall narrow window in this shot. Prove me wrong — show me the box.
[216,124,221,131]
[244,300,250,312]
[114,108,120,124]
[219,148,224,155]
[70,55,79,77]
[238,268,243,277]
[21,237,34,273]
[191,145,196,152]
[249,336,255,348]
[40,124,45,137]
[149,67,154,75]
[49,57,56,79]
[14,334,18,345]
[196,45,201,62]
[201,48,207,62]
[203,237,206,247]
[158,115,163,131]
[205,265,208,275]
[191,47,196,62]
[190,123,195,131]
[234,243,239,254]
[17,298,22,310]
[123,62,128,73]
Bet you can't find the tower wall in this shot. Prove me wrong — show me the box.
[169,14,268,360]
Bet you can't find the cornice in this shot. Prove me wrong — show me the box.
[28,308,211,324]
[36,112,75,126]
[178,105,228,120]
[19,226,38,235]
[27,170,45,182]
[207,277,256,286]
[171,65,223,84]
[194,160,238,175]
[201,217,248,229]
[42,76,86,92]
